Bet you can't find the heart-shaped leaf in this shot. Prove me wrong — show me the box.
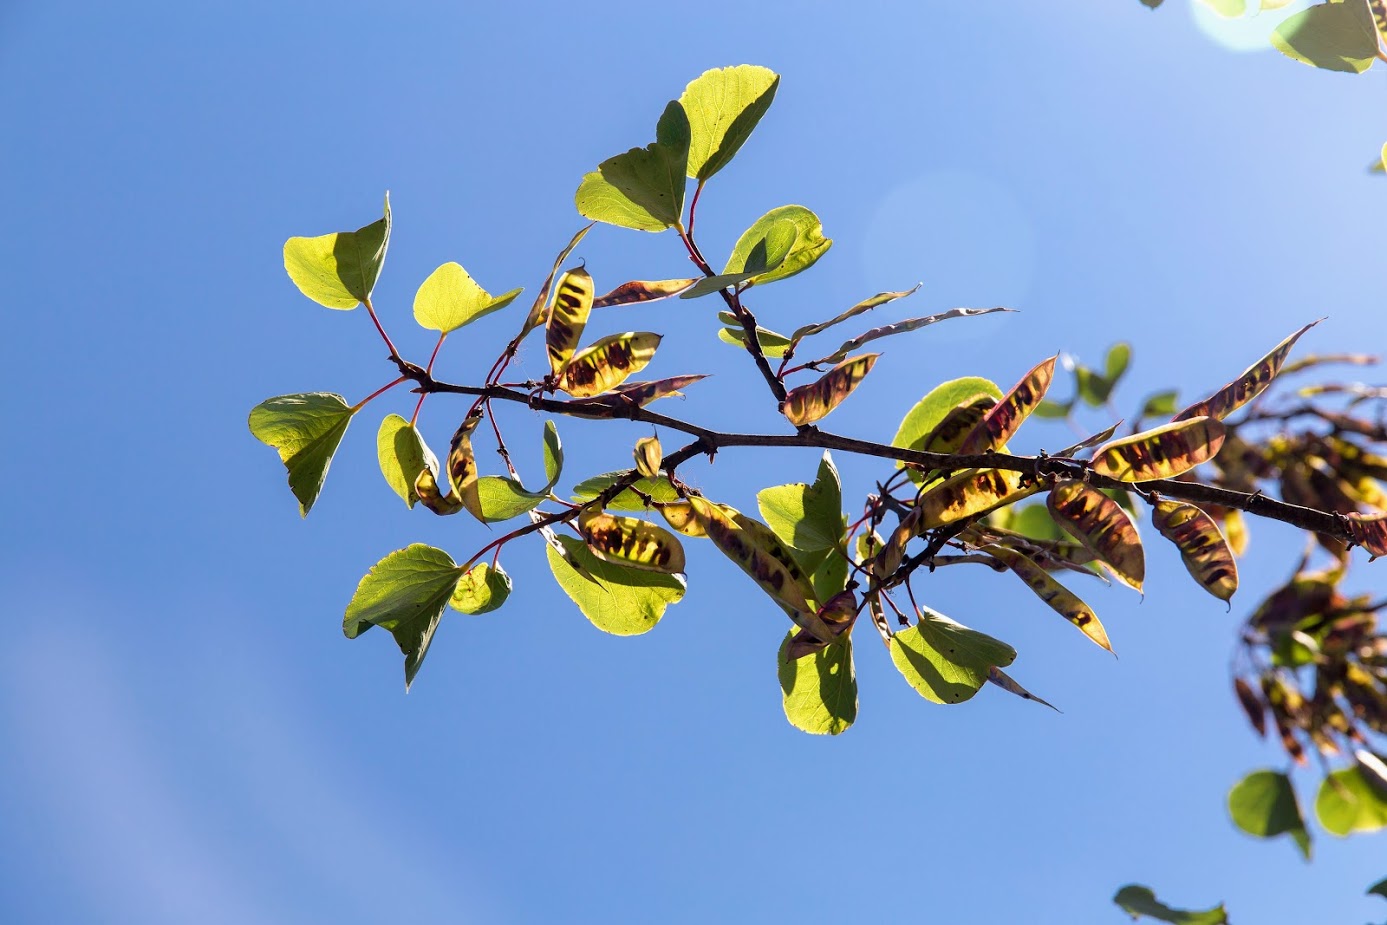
[249,392,355,516]
[283,194,391,308]
[575,101,690,232]
[413,261,522,333]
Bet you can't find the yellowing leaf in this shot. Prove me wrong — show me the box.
[1047,480,1146,592]
[546,267,595,376]
[578,508,686,574]
[412,261,522,333]
[1091,417,1226,482]
[557,332,662,398]
[782,353,879,426]
[283,194,390,309]
[985,545,1114,653]
[592,277,696,308]
[1151,500,1239,602]
[958,355,1058,454]
[1175,321,1321,422]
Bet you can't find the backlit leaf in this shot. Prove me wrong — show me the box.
[474,420,564,523]
[890,608,1016,705]
[556,332,662,397]
[1140,390,1179,419]
[592,277,696,308]
[717,315,793,357]
[1174,321,1321,422]
[521,224,594,336]
[893,376,1004,460]
[1112,886,1229,925]
[957,355,1058,454]
[725,205,831,287]
[1151,500,1239,601]
[1047,480,1145,591]
[283,194,390,309]
[342,544,462,690]
[1317,764,1387,835]
[678,269,764,300]
[546,267,595,376]
[984,545,1114,653]
[789,286,921,345]
[578,508,686,574]
[449,562,511,615]
[757,452,844,554]
[546,535,685,636]
[987,666,1059,711]
[813,307,1014,367]
[1228,769,1311,859]
[377,413,436,509]
[782,353,879,426]
[249,392,355,516]
[575,100,690,231]
[1105,342,1132,384]
[679,65,779,181]
[1091,417,1226,482]
[413,261,521,333]
[1271,0,1379,73]
[572,471,681,510]
[778,632,857,735]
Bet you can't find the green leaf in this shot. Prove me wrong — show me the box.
[1105,342,1132,384]
[413,262,522,333]
[889,608,1016,705]
[376,413,436,509]
[1112,886,1228,925]
[1367,877,1387,901]
[1006,503,1065,541]
[475,421,564,522]
[1075,365,1112,407]
[545,535,685,635]
[1140,390,1179,418]
[575,100,690,232]
[679,65,779,182]
[1033,399,1071,419]
[283,194,391,309]
[717,317,793,357]
[571,472,681,510]
[892,376,1004,457]
[778,633,856,735]
[450,562,512,615]
[1228,769,1311,859]
[342,544,463,690]
[1198,0,1246,16]
[757,452,844,554]
[1272,0,1379,74]
[679,269,764,300]
[1315,765,1387,836]
[725,205,831,287]
[808,548,849,608]
[249,392,355,516]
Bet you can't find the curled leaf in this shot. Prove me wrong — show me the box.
[782,353,879,426]
[725,205,831,287]
[813,307,1014,367]
[890,608,1016,705]
[415,411,485,520]
[1151,500,1239,602]
[1091,416,1226,482]
[1174,321,1321,422]
[984,545,1114,653]
[592,277,697,308]
[556,331,662,397]
[578,508,686,574]
[450,562,512,615]
[377,413,437,509]
[957,355,1058,455]
[1047,479,1145,592]
[546,267,595,376]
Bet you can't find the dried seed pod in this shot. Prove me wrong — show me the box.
[557,332,662,397]
[578,508,686,574]
[957,355,1057,455]
[1151,500,1238,602]
[1174,320,1320,422]
[1091,417,1226,482]
[984,544,1114,653]
[782,353,879,426]
[546,267,595,376]
[634,436,663,479]
[1047,480,1145,592]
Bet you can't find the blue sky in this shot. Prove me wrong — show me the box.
[2,1,1385,922]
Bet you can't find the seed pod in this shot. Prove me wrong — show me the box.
[1348,511,1387,558]
[546,267,595,376]
[591,277,697,308]
[556,332,662,398]
[785,590,859,660]
[1091,416,1226,482]
[1151,500,1238,602]
[1173,320,1320,422]
[916,469,1036,530]
[657,500,707,537]
[634,436,662,478]
[1262,675,1308,766]
[563,375,707,417]
[957,355,1057,454]
[578,508,686,574]
[414,411,484,520]
[1046,480,1145,592]
[1222,508,1249,557]
[986,666,1059,711]
[984,544,1114,653]
[1234,677,1267,738]
[782,353,879,426]
[873,508,920,579]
